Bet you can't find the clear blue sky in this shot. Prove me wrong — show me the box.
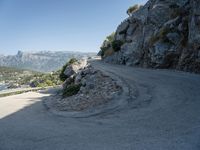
[0,0,147,55]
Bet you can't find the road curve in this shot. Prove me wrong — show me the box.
[0,60,200,150]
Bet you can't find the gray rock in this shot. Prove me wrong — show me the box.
[74,72,82,84]
[81,78,87,86]
[126,24,137,36]
[63,77,74,88]
[163,17,181,28]
[116,20,129,35]
[64,59,87,77]
[166,32,181,45]
[121,42,142,65]
[189,1,200,49]
[101,0,200,73]
[149,41,171,65]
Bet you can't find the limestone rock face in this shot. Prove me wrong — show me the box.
[64,59,88,78]
[102,0,200,73]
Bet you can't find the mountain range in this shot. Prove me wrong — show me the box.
[0,51,95,72]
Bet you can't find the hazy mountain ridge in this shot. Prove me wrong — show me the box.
[0,51,95,72]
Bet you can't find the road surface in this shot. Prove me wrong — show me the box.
[0,60,200,150]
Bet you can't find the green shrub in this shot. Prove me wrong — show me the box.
[45,79,54,86]
[100,40,123,57]
[100,46,107,57]
[112,40,124,52]
[68,58,78,65]
[59,58,78,81]
[63,84,81,97]
[127,4,141,16]
[59,65,67,81]
[99,32,120,57]
[106,32,115,42]
[30,80,40,87]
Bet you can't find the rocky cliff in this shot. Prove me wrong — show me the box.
[101,0,200,73]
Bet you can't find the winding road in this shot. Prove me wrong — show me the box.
[0,60,200,150]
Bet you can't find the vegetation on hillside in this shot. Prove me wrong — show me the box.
[127,4,142,16]
[0,66,38,81]
[30,71,62,88]
[100,32,124,58]
[0,66,62,88]
[59,58,78,81]
[58,58,82,97]
[63,84,81,97]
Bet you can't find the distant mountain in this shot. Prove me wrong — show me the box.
[0,51,95,72]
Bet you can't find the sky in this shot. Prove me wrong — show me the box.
[0,0,147,55]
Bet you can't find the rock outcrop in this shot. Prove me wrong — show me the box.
[63,59,88,78]
[49,59,122,111]
[101,0,200,73]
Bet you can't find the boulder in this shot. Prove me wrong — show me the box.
[64,59,87,77]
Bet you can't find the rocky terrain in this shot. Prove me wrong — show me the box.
[100,0,200,73]
[44,59,122,112]
[0,51,95,72]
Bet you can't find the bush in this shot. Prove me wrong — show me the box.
[59,58,78,81]
[99,32,121,57]
[127,4,141,16]
[100,40,123,57]
[63,84,81,97]
[45,79,54,86]
[106,32,115,42]
[68,58,78,65]
[100,46,108,57]
[30,80,40,87]
[112,40,124,52]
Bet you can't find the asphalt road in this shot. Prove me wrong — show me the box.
[0,60,200,150]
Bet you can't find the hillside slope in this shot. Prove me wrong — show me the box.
[100,0,200,73]
[0,66,61,89]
